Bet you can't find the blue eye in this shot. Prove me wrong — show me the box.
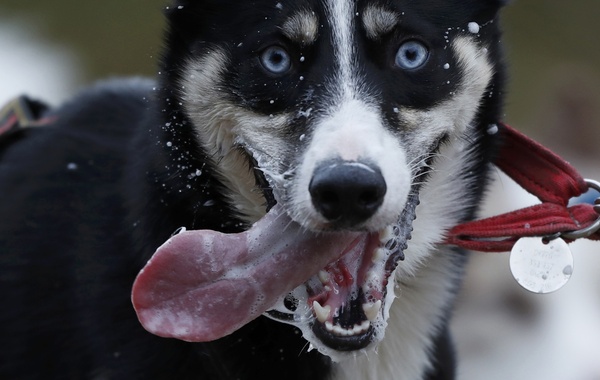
[260,46,292,75]
[395,40,429,70]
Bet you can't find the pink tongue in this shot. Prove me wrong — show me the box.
[131,205,360,342]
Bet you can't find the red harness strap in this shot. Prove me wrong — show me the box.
[446,123,600,252]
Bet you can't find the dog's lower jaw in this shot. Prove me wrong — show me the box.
[330,246,464,380]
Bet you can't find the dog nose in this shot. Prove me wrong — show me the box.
[309,161,387,226]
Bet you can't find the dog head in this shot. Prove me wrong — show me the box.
[161,0,507,359]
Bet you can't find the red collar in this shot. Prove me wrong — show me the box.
[446,123,600,252]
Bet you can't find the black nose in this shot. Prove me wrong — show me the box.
[309,161,387,226]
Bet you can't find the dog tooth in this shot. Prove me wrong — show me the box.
[361,320,371,331]
[353,320,370,334]
[363,300,382,321]
[313,301,331,323]
[318,270,330,284]
[333,325,347,336]
[331,326,339,335]
[379,226,395,243]
[325,321,334,332]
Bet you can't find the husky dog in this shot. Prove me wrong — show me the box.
[0,0,507,379]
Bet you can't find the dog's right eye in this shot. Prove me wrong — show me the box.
[260,46,292,75]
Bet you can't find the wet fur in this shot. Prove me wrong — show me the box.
[0,1,507,379]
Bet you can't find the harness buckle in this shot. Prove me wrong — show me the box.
[561,179,600,240]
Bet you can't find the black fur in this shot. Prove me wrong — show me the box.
[0,1,507,378]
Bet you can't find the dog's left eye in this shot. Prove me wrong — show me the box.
[260,46,292,75]
[395,40,429,70]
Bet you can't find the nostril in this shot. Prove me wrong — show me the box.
[319,189,339,205]
[359,189,382,206]
[310,184,341,219]
[309,161,387,225]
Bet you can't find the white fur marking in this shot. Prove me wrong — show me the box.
[326,0,356,99]
[398,37,494,149]
[362,5,399,40]
[282,10,319,46]
[180,50,289,223]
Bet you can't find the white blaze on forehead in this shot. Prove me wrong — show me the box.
[362,5,400,40]
[281,9,319,46]
[325,0,358,99]
[288,1,413,232]
[308,100,387,162]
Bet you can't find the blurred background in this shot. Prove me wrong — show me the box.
[1,1,599,379]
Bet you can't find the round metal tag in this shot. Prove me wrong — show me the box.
[509,237,574,294]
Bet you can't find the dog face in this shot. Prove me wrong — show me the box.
[167,0,505,359]
[174,0,502,228]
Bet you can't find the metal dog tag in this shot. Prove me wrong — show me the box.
[509,237,574,294]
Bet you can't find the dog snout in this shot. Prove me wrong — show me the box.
[309,161,387,226]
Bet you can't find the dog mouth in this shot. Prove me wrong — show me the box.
[264,192,418,355]
[311,225,403,350]
[131,183,419,361]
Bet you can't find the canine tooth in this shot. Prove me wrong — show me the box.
[313,301,331,323]
[363,300,382,321]
[379,226,395,243]
[318,270,330,284]
[325,321,334,332]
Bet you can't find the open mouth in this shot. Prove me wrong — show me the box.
[265,192,419,354]
[310,226,402,351]
[131,174,420,361]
